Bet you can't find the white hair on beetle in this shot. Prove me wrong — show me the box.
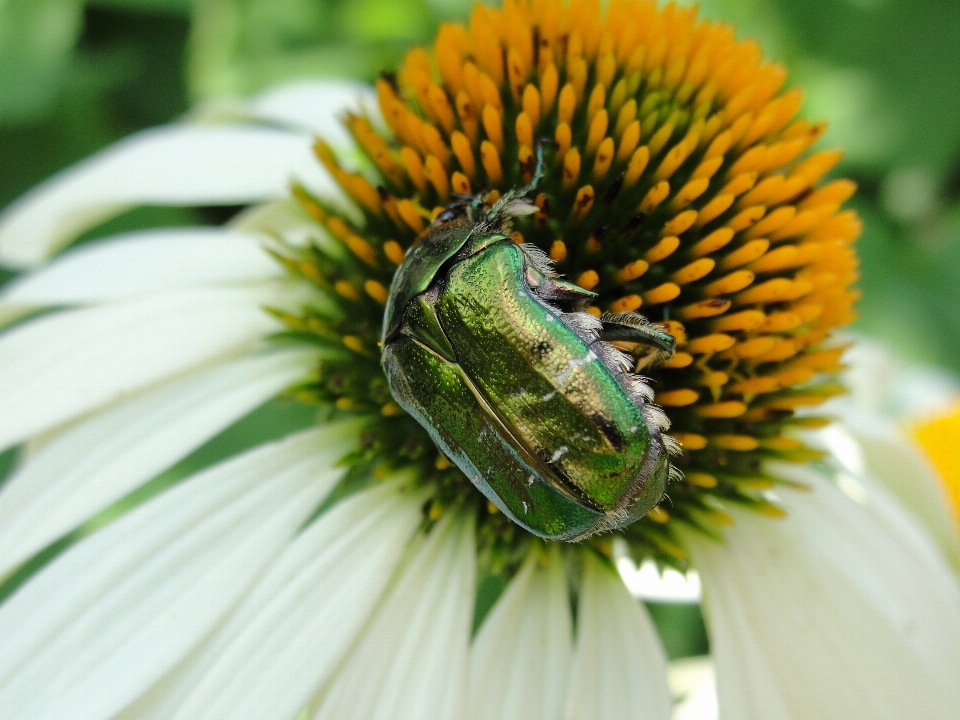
[518,242,558,277]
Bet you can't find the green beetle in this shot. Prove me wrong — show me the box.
[381,161,680,541]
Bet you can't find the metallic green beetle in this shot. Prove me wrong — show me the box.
[381,162,680,541]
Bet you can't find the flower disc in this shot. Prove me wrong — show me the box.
[280,0,860,565]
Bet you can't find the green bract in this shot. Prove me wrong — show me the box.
[381,186,681,540]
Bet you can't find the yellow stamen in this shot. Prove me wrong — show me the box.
[647,506,670,523]
[515,112,534,150]
[694,194,734,227]
[364,280,388,304]
[592,137,615,180]
[704,270,755,296]
[482,105,504,151]
[549,240,567,262]
[746,205,797,239]
[576,270,600,290]
[687,334,736,354]
[334,280,359,301]
[677,299,731,320]
[425,155,449,199]
[558,83,577,125]
[343,335,366,353]
[687,472,718,488]
[671,178,710,210]
[562,148,582,190]
[661,209,698,236]
[400,147,427,192]
[573,185,595,220]
[396,198,426,233]
[622,145,650,186]
[586,83,606,124]
[639,180,670,213]
[644,235,680,263]
[721,239,770,270]
[383,240,405,266]
[586,110,609,156]
[711,310,766,332]
[522,84,541,127]
[658,389,700,406]
[643,283,681,304]
[451,171,471,195]
[615,259,650,284]
[728,205,766,232]
[690,227,735,257]
[671,258,715,285]
[615,99,638,138]
[540,64,559,113]
[480,140,503,184]
[673,432,708,450]
[609,294,642,313]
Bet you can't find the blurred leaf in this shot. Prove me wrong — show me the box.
[339,0,433,42]
[0,6,189,209]
[644,602,710,660]
[0,0,84,123]
[187,0,474,98]
[89,0,191,13]
[854,198,960,372]
[768,0,960,178]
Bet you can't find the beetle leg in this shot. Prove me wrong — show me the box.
[600,312,676,356]
[531,277,597,312]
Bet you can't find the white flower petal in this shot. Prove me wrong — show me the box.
[312,512,475,720]
[467,545,572,720]
[565,553,672,720]
[247,80,378,141]
[0,125,334,268]
[229,197,326,245]
[0,285,282,449]
[0,227,280,308]
[668,657,717,720]
[845,422,960,572]
[125,479,425,720]
[686,469,960,720]
[0,423,361,720]
[0,348,315,576]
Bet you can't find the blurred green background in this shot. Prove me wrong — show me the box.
[2,0,959,371]
[1,0,958,661]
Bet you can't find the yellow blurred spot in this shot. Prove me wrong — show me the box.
[643,283,681,305]
[343,335,366,354]
[549,240,567,262]
[334,280,359,301]
[383,240,405,266]
[687,472,718,488]
[687,334,736,354]
[912,403,960,527]
[381,402,403,417]
[576,270,600,290]
[711,434,759,450]
[658,389,700,406]
[610,294,643,313]
[648,506,670,523]
[699,402,749,419]
[672,432,707,450]
[364,280,388,304]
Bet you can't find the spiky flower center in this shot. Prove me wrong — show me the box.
[273,0,859,570]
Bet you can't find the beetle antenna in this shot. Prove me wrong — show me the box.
[482,138,552,229]
[517,137,549,197]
